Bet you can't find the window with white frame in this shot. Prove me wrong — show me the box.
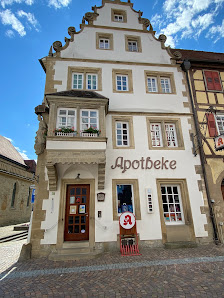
[117,184,134,214]
[73,73,83,89]
[165,123,178,147]
[72,72,98,90]
[128,41,138,52]
[160,77,171,93]
[150,123,163,147]
[147,77,158,93]
[87,74,97,90]
[116,75,128,91]
[99,38,110,49]
[57,108,76,129]
[116,122,129,146]
[114,14,123,22]
[216,115,224,135]
[80,110,98,131]
[161,185,184,224]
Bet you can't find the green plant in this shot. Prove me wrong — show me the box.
[82,126,101,134]
[54,127,77,134]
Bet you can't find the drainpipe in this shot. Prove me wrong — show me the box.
[181,60,219,244]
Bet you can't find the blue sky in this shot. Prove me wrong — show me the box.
[0,0,223,161]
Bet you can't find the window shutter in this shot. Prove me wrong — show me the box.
[212,71,222,91]
[206,113,218,137]
[204,71,214,90]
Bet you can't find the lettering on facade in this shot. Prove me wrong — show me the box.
[111,157,177,173]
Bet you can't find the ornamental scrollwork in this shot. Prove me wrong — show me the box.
[53,41,62,52]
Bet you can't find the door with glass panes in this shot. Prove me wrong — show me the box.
[64,185,89,241]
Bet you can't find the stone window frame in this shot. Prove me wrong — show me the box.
[112,179,141,221]
[112,115,135,149]
[112,69,133,93]
[144,71,176,94]
[56,107,77,130]
[96,32,114,51]
[111,8,127,23]
[125,35,142,53]
[146,117,185,150]
[67,67,102,91]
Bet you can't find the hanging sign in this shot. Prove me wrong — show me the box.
[119,212,136,229]
[214,135,224,151]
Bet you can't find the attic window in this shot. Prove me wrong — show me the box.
[111,9,127,23]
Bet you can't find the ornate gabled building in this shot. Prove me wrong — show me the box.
[30,0,212,259]
[173,49,224,243]
[0,135,36,226]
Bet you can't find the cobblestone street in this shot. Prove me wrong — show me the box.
[0,238,224,297]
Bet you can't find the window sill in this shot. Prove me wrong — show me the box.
[149,146,185,150]
[47,136,107,142]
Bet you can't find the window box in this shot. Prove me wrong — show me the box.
[56,132,77,137]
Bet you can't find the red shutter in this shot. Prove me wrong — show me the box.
[212,71,222,91]
[204,71,215,90]
[206,113,218,137]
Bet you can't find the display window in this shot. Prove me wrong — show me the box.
[117,184,134,214]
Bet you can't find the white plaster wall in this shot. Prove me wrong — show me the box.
[94,3,143,30]
[46,140,106,150]
[54,60,188,114]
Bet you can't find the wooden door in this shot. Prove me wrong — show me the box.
[64,184,90,241]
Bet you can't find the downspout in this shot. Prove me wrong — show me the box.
[181,60,219,244]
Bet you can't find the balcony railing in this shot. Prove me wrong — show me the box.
[55,132,99,138]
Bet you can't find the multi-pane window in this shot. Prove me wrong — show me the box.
[116,75,128,91]
[99,38,110,49]
[161,185,184,224]
[57,109,76,129]
[147,77,158,93]
[87,74,97,90]
[165,123,178,147]
[117,184,133,214]
[73,73,83,89]
[81,110,98,131]
[216,115,224,135]
[116,122,129,146]
[72,73,98,90]
[128,41,138,52]
[161,77,171,93]
[150,123,163,147]
[114,14,123,22]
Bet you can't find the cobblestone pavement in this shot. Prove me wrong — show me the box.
[0,242,224,297]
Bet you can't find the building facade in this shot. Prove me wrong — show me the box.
[0,136,36,227]
[175,49,224,243]
[31,0,212,259]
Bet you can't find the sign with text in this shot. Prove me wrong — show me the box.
[111,157,177,173]
[214,135,224,151]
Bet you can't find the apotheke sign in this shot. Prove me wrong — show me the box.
[111,156,177,173]
[214,135,224,151]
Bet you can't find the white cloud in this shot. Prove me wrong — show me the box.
[15,146,29,160]
[151,0,223,47]
[5,28,14,36]
[17,9,39,31]
[0,0,34,9]
[0,9,26,36]
[48,0,71,9]
[207,19,224,42]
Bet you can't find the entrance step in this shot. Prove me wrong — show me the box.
[48,243,102,261]
[164,241,197,249]
[62,241,89,249]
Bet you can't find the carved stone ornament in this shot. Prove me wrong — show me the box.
[53,41,62,52]
[139,17,151,30]
[68,26,76,36]
[34,115,47,155]
[84,12,99,25]
[173,51,182,59]
[158,34,167,43]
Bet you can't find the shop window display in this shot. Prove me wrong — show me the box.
[117,184,133,214]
